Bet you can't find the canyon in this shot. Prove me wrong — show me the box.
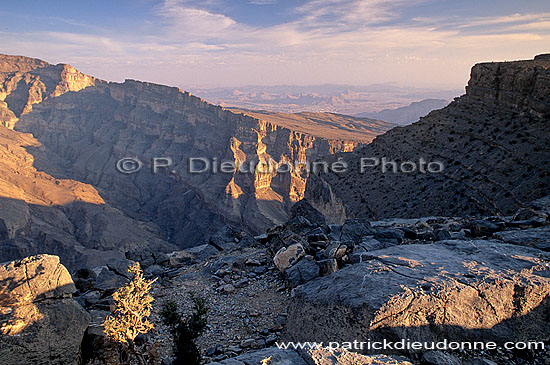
[0,53,549,365]
[0,54,393,269]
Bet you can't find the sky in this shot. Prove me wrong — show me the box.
[1,0,549,89]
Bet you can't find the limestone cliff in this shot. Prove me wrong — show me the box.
[0,55,96,128]
[305,54,550,222]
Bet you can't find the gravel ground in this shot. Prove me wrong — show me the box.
[148,247,291,363]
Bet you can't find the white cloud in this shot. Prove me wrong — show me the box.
[248,0,277,5]
[1,0,549,88]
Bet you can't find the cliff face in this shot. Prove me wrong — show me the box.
[466,55,550,117]
[305,55,550,222]
[0,54,392,267]
[0,55,96,128]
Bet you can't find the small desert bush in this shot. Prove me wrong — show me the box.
[103,262,156,365]
[161,295,209,365]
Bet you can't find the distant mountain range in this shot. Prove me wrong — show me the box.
[356,98,450,125]
[189,84,461,116]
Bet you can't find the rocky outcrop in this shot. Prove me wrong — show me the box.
[305,54,550,221]
[283,240,550,353]
[466,56,550,117]
[265,196,550,286]
[0,254,90,365]
[494,226,550,251]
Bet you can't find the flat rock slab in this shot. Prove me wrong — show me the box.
[207,347,412,365]
[299,348,412,364]
[284,240,550,354]
[208,347,307,364]
[494,226,550,251]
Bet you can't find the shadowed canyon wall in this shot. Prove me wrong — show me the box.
[305,55,550,222]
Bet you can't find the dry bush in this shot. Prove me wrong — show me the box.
[103,262,156,365]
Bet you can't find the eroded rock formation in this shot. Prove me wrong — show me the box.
[284,240,550,351]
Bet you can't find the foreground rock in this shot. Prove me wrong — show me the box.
[207,346,412,364]
[0,255,90,365]
[494,226,550,251]
[284,240,550,354]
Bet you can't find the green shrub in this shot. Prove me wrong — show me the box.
[161,296,209,365]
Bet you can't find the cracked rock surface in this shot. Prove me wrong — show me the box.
[284,240,550,353]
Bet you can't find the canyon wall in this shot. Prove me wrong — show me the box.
[305,55,550,222]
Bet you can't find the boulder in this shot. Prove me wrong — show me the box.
[317,259,338,276]
[73,268,98,292]
[266,227,308,256]
[341,219,375,243]
[469,220,501,237]
[184,243,220,262]
[306,227,329,243]
[374,228,404,244]
[167,249,195,267]
[209,225,242,252]
[434,229,452,241]
[274,243,306,272]
[285,216,317,235]
[284,258,319,287]
[93,266,129,292]
[284,240,550,354]
[144,264,165,278]
[323,241,348,259]
[0,255,90,365]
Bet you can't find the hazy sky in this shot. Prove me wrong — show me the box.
[1,0,549,89]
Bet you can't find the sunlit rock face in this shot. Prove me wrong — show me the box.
[0,54,392,265]
[305,55,550,222]
[0,254,90,365]
[0,55,96,128]
[283,240,550,352]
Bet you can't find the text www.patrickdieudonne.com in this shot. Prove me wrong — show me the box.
[275,339,546,351]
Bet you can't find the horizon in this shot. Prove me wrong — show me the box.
[1,0,549,90]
